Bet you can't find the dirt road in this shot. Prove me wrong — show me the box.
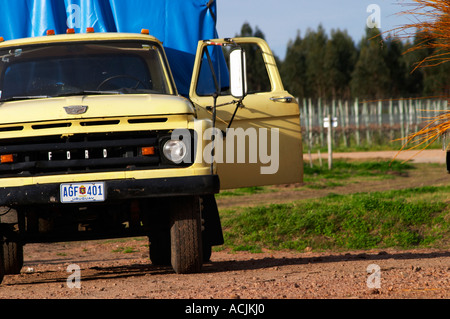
[0,150,448,300]
[1,240,448,300]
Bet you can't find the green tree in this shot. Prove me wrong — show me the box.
[384,36,408,97]
[402,37,425,97]
[350,27,390,99]
[302,25,329,99]
[415,29,450,97]
[324,29,357,100]
[281,32,307,99]
[422,61,450,97]
[402,29,450,98]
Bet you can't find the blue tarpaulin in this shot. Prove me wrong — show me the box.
[0,0,223,96]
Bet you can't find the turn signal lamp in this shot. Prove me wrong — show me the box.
[0,154,14,164]
[141,147,156,156]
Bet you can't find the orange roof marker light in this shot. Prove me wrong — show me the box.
[0,37,4,42]
[86,27,95,33]
[66,28,75,34]
[46,29,55,36]
[141,29,150,35]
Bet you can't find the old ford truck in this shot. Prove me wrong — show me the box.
[0,1,302,281]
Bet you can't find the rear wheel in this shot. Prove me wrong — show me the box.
[170,196,203,274]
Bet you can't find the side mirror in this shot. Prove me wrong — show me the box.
[229,48,247,99]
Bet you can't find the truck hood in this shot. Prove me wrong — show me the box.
[0,94,195,125]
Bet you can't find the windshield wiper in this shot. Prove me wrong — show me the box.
[51,90,122,97]
[0,90,135,102]
[0,95,50,102]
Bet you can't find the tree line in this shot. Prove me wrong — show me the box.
[237,23,450,101]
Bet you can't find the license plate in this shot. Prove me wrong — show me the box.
[60,182,106,203]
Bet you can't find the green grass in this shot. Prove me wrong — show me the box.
[111,246,138,253]
[217,160,414,194]
[305,136,443,153]
[220,185,450,252]
[304,159,413,178]
[302,160,414,189]
[216,186,273,197]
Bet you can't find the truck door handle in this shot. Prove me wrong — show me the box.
[270,96,293,103]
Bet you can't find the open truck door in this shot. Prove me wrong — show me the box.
[189,37,303,189]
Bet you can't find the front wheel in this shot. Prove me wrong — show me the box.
[170,196,203,274]
[3,240,23,275]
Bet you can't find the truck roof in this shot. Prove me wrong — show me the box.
[0,32,162,48]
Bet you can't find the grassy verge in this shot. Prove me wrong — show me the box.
[305,138,443,153]
[216,186,273,197]
[304,159,413,178]
[217,160,414,195]
[220,185,450,253]
[302,160,414,189]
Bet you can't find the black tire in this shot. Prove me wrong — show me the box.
[170,196,203,274]
[3,240,23,275]
[151,235,211,264]
[150,229,211,265]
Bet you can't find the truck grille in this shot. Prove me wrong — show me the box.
[0,131,177,177]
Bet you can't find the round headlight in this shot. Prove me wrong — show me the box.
[163,140,187,163]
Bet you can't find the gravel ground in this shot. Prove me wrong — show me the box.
[1,242,448,300]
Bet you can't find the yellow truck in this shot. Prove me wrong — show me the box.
[0,31,302,280]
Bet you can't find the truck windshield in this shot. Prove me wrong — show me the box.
[0,41,174,101]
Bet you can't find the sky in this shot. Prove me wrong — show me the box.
[216,0,418,60]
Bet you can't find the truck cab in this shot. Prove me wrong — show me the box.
[0,31,302,280]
